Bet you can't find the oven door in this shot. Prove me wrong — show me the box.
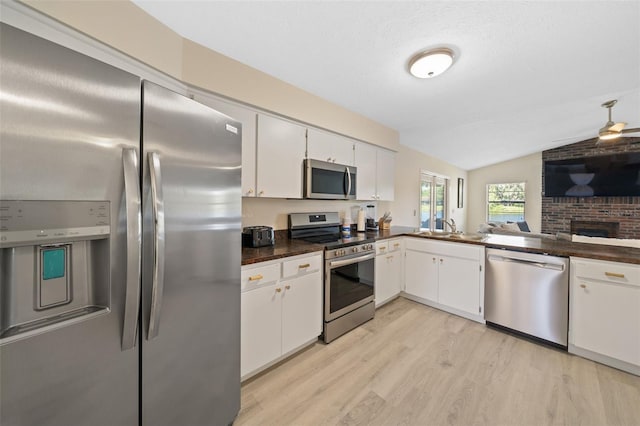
[304,159,356,200]
[325,252,375,321]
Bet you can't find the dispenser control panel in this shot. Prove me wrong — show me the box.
[0,200,110,247]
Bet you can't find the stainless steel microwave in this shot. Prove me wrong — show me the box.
[304,159,357,200]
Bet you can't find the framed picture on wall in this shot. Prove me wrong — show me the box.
[457,178,464,208]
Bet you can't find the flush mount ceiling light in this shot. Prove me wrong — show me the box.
[408,47,455,79]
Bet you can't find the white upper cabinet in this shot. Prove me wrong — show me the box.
[376,148,395,201]
[354,142,395,201]
[306,128,354,166]
[355,142,378,201]
[256,113,307,198]
[190,92,257,197]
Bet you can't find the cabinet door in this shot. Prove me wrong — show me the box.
[404,250,438,301]
[193,94,257,197]
[354,142,378,201]
[376,148,395,201]
[241,285,282,377]
[256,114,306,198]
[438,256,481,315]
[307,128,354,166]
[571,279,640,366]
[281,271,322,355]
[375,252,402,307]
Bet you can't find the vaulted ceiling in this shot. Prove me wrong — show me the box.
[133,1,640,170]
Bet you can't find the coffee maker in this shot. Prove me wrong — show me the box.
[365,204,378,231]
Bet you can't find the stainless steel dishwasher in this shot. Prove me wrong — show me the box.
[485,248,569,347]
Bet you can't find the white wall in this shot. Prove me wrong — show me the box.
[466,152,542,233]
[391,144,468,231]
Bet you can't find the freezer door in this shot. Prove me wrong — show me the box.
[0,24,140,426]
[141,81,241,426]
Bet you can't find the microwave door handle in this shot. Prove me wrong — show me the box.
[345,166,352,198]
[147,151,166,340]
[122,148,141,350]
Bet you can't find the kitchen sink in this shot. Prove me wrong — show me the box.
[447,233,485,241]
[413,231,484,241]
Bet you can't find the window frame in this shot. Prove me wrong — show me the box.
[486,182,526,223]
[419,171,449,232]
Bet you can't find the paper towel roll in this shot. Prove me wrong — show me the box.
[357,208,365,232]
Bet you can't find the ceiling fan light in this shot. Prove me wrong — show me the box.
[598,130,621,141]
[408,48,454,79]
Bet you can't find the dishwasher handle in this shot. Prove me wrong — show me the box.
[488,254,565,271]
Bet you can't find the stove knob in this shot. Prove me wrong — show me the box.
[341,249,346,256]
[334,250,340,256]
[352,247,358,253]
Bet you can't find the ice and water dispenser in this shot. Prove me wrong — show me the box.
[0,200,111,343]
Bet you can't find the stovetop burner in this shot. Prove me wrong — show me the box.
[289,211,375,250]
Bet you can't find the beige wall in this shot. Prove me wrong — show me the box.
[22,0,398,150]
[466,153,542,233]
[392,145,468,231]
[242,198,391,231]
[21,0,184,79]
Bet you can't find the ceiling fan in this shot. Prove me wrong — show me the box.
[597,99,640,142]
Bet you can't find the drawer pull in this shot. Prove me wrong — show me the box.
[298,263,311,269]
[379,247,386,251]
[580,284,587,289]
[285,285,291,290]
[248,274,264,281]
[275,288,282,293]
[605,272,625,279]
[393,243,400,248]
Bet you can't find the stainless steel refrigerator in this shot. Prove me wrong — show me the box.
[0,23,241,426]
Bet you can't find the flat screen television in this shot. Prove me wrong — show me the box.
[544,152,640,197]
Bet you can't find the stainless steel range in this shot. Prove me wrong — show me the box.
[289,212,375,343]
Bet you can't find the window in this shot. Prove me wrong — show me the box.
[420,172,448,231]
[487,182,525,223]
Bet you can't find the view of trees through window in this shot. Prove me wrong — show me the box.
[487,182,525,223]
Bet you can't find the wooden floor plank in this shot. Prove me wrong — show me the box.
[235,298,640,426]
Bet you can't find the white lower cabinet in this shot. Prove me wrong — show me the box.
[403,237,485,322]
[241,252,322,379]
[375,239,403,307]
[569,257,640,375]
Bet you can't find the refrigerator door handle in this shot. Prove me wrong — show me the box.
[147,151,166,340]
[122,148,141,350]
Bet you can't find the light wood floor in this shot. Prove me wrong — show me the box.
[235,297,640,426]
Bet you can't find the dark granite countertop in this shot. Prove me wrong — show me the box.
[241,226,640,266]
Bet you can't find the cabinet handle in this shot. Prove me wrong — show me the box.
[275,288,282,293]
[605,272,625,279]
[432,257,436,263]
[285,285,291,290]
[248,274,263,281]
[440,258,443,264]
[386,255,393,260]
[258,190,264,196]
[379,247,386,251]
[394,243,400,248]
[327,157,332,162]
[246,189,254,195]
[298,263,310,269]
[580,284,587,288]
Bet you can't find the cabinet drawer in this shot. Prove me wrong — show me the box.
[282,253,322,278]
[406,237,481,261]
[375,241,389,255]
[572,258,639,286]
[241,263,280,292]
[387,239,403,253]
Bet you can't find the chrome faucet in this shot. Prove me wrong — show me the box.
[443,218,457,233]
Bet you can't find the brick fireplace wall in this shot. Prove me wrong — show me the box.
[541,137,640,239]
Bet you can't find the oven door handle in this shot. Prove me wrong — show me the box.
[329,252,375,268]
